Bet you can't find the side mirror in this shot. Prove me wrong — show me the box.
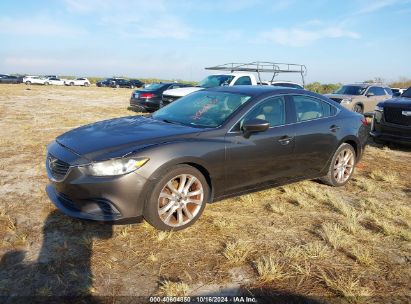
[366,92,375,97]
[242,119,269,138]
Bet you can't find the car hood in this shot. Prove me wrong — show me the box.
[324,94,360,100]
[379,97,411,108]
[162,87,203,97]
[56,116,200,161]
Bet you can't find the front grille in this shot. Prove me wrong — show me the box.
[47,154,70,180]
[384,107,411,126]
[161,94,180,107]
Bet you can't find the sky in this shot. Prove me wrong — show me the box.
[0,0,410,83]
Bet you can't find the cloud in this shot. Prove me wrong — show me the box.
[0,15,86,37]
[354,0,411,14]
[63,0,192,39]
[256,26,360,47]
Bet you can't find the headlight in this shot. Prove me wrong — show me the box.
[82,157,149,176]
[375,105,384,112]
[341,98,352,104]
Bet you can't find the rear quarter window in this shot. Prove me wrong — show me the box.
[292,95,336,122]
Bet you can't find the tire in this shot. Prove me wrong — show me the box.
[85,83,90,87]
[70,82,74,86]
[25,81,31,85]
[144,164,209,231]
[44,82,49,86]
[320,143,356,187]
[353,104,363,114]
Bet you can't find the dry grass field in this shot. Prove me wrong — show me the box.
[0,84,410,303]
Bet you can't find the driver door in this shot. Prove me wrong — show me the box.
[224,95,296,194]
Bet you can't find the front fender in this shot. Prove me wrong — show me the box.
[132,139,226,198]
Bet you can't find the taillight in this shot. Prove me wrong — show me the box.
[140,93,155,99]
[361,117,369,126]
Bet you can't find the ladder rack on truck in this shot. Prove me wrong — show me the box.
[205,61,307,87]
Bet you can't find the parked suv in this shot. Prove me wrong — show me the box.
[371,87,411,145]
[325,84,392,115]
[112,79,144,89]
[96,78,117,87]
[0,75,23,84]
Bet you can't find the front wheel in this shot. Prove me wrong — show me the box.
[70,82,74,86]
[144,165,209,231]
[25,81,31,85]
[85,83,90,87]
[320,143,356,187]
[353,104,363,114]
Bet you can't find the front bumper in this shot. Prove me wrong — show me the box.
[46,142,150,223]
[370,112,411,144]
[370,130,411,144]
[46,171,148,223]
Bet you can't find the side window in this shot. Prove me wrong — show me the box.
[384,87,393,95]
[240,96,286,129]
[292,95,332,122]
[234,76,252,86]
[367,87,386,96]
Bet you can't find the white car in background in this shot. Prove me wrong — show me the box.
[47,77,67,86]
[260,80,304,89]
[64,78,90,87]
[23,76,49,85]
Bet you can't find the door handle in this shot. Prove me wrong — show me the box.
[278,135,293,145]
[329,125,340,132]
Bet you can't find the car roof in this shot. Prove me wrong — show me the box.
[203,85,310,96]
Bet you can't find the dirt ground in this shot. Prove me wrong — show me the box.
[0,84,410,303]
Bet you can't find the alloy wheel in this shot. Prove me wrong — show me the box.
[333,148,355,183]
[157,174,204,227]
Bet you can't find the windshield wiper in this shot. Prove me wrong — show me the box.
[161,119,188,126]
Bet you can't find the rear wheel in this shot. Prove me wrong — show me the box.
[70,82,74,86]
[353,104,363,114]
[321,143,356,187]
[144,165,209,230]
[25,81,31,85]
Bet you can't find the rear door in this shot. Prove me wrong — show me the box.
[224,95,296,193]
[290,94,340,178]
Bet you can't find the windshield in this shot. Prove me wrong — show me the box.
[334,85,367,95]
[143,83,165,90]
[198,75,235,88]
[152,91,251,128]
[402,88,411,98]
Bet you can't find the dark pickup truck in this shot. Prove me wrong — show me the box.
[371,87,411,145]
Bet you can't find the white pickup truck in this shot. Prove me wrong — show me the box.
[160,62,307,107]
[161,72,259,107]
